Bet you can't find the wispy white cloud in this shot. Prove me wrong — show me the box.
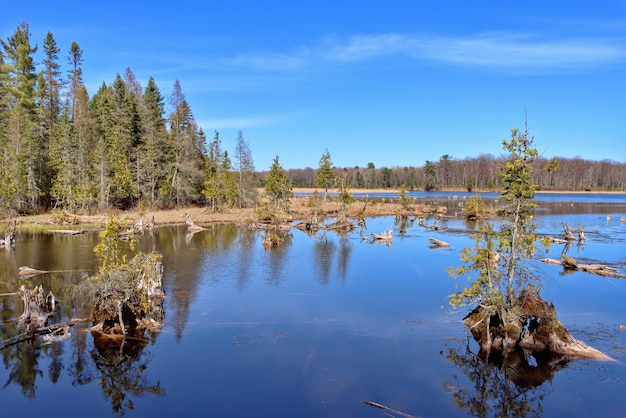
[413,32,626,70]
[228,31,626,73]
[230,46,311,71]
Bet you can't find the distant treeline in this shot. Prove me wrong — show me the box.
[284,154,626,192]
[1,23,623,215]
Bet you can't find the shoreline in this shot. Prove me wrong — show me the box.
[3,188,624,230]
[291,187,626,195]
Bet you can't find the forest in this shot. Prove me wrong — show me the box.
[1,22,625,215]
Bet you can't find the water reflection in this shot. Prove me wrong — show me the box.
[444,338,561,417]
[72,332,163,415]
[1,198,625,417]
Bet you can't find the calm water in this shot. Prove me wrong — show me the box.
[1,194,626,417]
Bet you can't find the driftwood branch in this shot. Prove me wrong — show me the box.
[362,228,393,244]
[429,237,450,248]
[538,256,626,278]
[0,320,76,350]
[362,400,421,418]
[19,266,50,278]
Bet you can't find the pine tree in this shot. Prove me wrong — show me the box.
[234,130,257,207]
[1,22,40,211]
[49,40,95,210]
[168,79,204,206]
[448,120,544,352]
[108,73,139,206]
[264,155,292,210]
[203,130,223,211]
[315,148,336,205]
[138,76,169,207]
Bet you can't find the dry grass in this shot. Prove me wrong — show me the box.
[3,194,437,230]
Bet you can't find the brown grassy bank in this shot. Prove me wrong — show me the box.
[4,187,622,231]
[2,195,433,231]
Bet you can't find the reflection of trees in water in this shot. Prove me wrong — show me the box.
[265,231,293,286]
[444,337,569,417]
[2,340,42,399]
[313,231,353,284]
[336,235,353,281]
[314,231,335,284]
[72,332,163,416]
[234,229,257,293]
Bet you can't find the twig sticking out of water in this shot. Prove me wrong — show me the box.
[362,400,421,418]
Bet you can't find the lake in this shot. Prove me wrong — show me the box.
[1,193,626,417]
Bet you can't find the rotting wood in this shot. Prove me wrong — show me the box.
[0,219,16,248]
[362,228,393,244]
[538,257,626,278]
[0,291,19,297]
[562,223,576,241]
[545,236,568,244]
[185,213,208,231]
[429,237,450,248]
[463,288,611,360]
[19,266,50,278]
[0,320,79,350]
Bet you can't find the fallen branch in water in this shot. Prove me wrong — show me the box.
[362,228,393,244]
[362,400,421,418]
[0,319,80,350]
[0,291,19,297]
[18,266,88,279]
[429,237,450,248]
[538,256,626,278]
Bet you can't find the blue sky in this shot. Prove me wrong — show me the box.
[3,1,626,169]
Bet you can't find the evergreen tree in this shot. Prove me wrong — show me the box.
[448,121,543,351]
[424,160,436,191]
[314,148,336,204]
[234,130,257,207]
[138,76,169,207]
[219,150,238,207]
[90,82,113,208]
[41,32,63,128]
[264,155,292,210]
[1,22,40,211]
[49,40,95,210]
[108,73,139,205]
[203,130,223,211]
[167,79,204,206]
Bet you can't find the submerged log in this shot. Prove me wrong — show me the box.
[48,229,88,236]
[0,320,77,350]
[429,237,450,248]
[19,266,50,278]
[538,257,626,278]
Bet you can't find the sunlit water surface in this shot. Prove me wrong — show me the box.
[1,194,626,417]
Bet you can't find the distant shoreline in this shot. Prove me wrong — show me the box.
[291,187,626,195]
